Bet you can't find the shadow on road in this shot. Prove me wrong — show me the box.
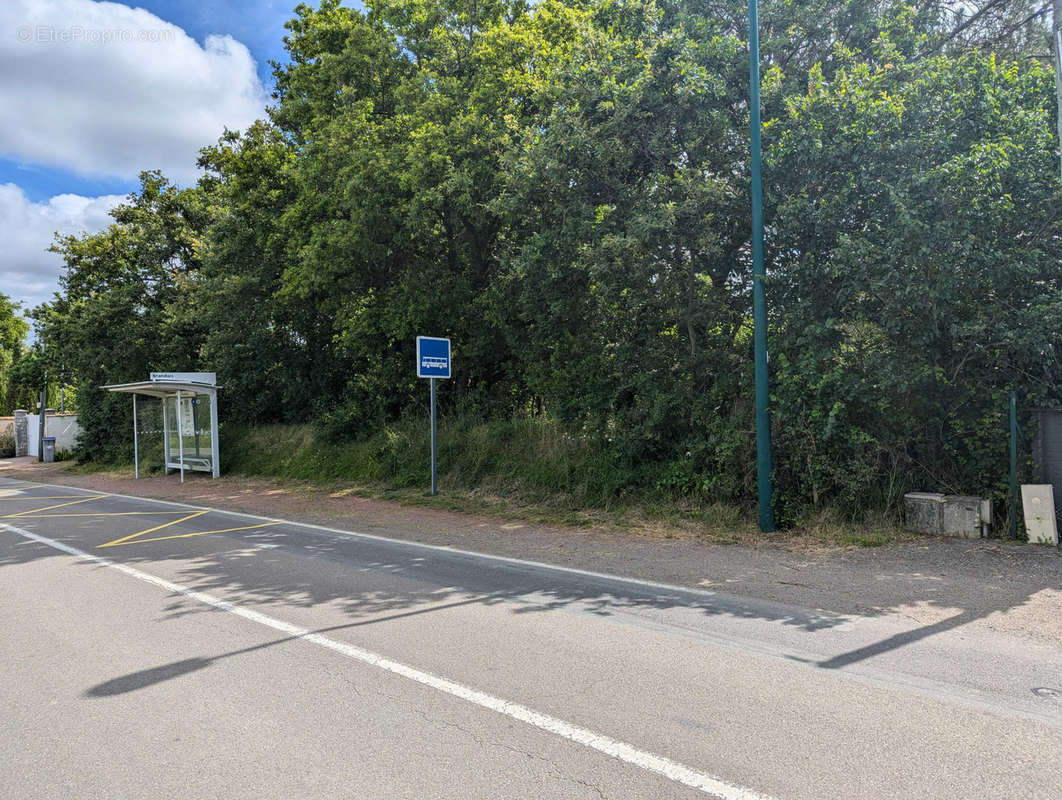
[2,474,1060,689]
[85,595,497,697]
[811,609,979,669]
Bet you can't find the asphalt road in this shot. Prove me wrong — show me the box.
[1,476,1060,799]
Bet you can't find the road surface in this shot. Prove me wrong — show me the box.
[1,476,1059,799]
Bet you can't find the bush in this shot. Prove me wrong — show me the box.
[0,430,14,458]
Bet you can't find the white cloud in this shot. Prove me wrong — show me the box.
[0,183,123,309]
[1,0,268,183]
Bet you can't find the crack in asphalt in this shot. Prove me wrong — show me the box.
[370,685,611,799]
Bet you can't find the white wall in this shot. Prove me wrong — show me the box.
[26,414,80,457]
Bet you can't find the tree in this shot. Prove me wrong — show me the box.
[267,0,593,431]
[40,172,210,460]
[37,0,1062,518]
[767,45,1062,518]
[495,0,759,496]
[0,293,30,412]
[194,123,306,422]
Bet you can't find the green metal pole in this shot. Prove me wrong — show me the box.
[749,0,775,532]
[1009,390,1018,539]
[1053,22,1062,183]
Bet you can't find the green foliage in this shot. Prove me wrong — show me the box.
[37,172,208,456]
[0,429,14,458]
[0,293,30,412]
[194,123,310,421]
[33,0,1062,526]
[497,2,755,483]
[767,47,1062,520]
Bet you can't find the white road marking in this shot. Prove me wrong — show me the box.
[7,479,1057,729]
[1,522,778,800]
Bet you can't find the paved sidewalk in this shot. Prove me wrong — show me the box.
[2,456,1059,643]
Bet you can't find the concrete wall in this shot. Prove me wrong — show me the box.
[26,413,81,457]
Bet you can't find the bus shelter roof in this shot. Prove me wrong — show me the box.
[100,380,219,398]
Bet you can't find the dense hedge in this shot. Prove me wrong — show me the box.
[31,1,1062,524]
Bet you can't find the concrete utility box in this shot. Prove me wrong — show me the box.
[904,493,945,534]
[904,493,985,538]
[941,496,982,537]
[1021,484,1059,545]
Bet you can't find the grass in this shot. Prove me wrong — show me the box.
[787,508,913,550]
[52,414,912,549]
[204,416,910,549]
[221,416,625,506]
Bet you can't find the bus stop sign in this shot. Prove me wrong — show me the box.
[417,336,451,379]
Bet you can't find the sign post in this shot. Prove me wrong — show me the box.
[416,337,452,496]
[430,377,437,495]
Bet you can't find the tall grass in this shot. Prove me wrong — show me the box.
[218,416,907,545]
[220,415,634,509]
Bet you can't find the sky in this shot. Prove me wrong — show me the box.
[0,0,310,313]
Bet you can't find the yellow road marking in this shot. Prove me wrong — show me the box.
[97,510,210,548]
[0,495,94,501]
[3,495,106,518]
[103,521,283,547]
[9,511,191,518]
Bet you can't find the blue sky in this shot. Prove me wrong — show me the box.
[1,0,346,309]
[3,1,297,204]
[127,0,295,87]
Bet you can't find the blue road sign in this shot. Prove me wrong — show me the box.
[416,336,451,379]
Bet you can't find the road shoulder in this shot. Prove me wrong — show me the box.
[1,458,1059,644]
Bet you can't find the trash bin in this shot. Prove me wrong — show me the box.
[42,436,56,463]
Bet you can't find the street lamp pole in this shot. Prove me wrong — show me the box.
[1054,15,1062,183]
[749,0,775,532]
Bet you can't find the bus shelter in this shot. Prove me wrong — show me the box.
[101,372,219,481]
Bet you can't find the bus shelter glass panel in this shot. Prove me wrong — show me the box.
[164,393,214,473]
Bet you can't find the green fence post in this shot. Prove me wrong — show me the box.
[1010,390,1018,539]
